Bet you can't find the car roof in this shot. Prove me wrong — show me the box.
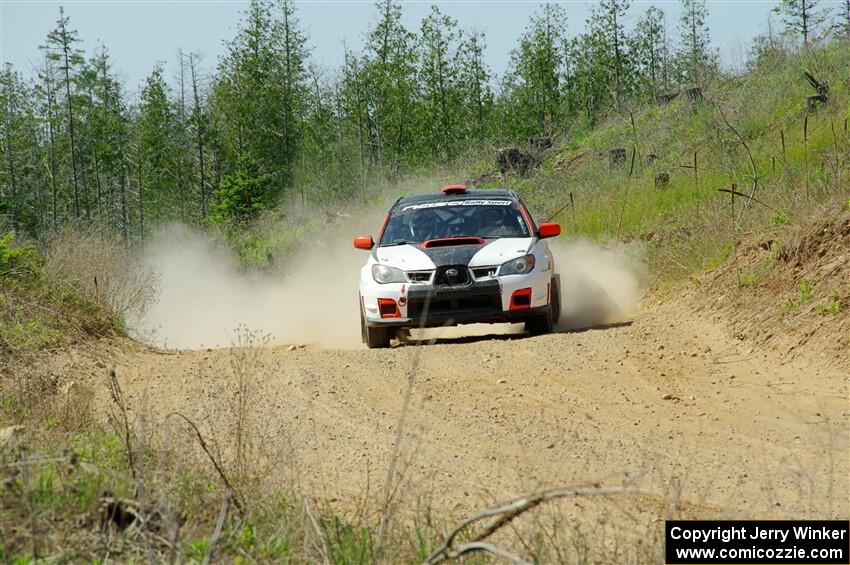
[394,188,518,207]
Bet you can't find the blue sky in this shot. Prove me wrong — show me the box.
[1,1,791,93]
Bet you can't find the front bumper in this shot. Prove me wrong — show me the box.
[368,305,551,328]
[360,270,551,329]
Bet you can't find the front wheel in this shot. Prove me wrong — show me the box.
[526,276,560,336]
[360,298,393,348]
[550,274,561,325]
[526,311,553,335]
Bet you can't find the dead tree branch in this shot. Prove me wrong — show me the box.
[438,541,531,565]
[716,188,774,211]
[201,492,230,565]
[167,412,244,515]
[423,486,647,565]
[716,106,767,219]
[107,369,135,481]
[803,70,829,98]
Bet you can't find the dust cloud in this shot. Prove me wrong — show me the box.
[131,224,366,349]
[552,239,646,330]
[131,224,645,350]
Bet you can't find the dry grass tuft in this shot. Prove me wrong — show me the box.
[43,224,160,323]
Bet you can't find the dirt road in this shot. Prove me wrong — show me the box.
[69,295,847,524]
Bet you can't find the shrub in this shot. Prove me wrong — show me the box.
[0,232,43,284]
[44,225,159,322]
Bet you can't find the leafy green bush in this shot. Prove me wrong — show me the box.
[0,232,44,284]
[211,156,274,228]
[0,231,119,356]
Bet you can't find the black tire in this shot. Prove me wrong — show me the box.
[526,310,553,335]
[526,276,560,336]
[360,299,393,349]
[551,274,561,326]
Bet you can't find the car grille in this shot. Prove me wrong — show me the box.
[407,294,501,318]
[434,265,471,286]
[472,267,498,279]
[406,271,433,284]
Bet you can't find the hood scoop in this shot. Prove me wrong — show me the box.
[421,237,485,249]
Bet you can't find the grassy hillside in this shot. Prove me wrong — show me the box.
[480,41,850,279]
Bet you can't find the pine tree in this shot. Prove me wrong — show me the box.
[0,65,23,233]
[276,0,308,190]
[774,0,826,48]
[34,56,59,230]
[839,0,850,38]
[214,0,307,200]
[340,48,369,190]
[138,64,181,235]
[419,5,461,161]
[564,31,610,126]
[44,7,85,219]
[1,65,44,235]
[503,4,568,138]
[363,0,418,172]
[457,30,493,148]
[676,0,716,86]
[589,0,631,109]
[630,6,669,100]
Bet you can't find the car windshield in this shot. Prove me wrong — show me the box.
[380,198,531,246]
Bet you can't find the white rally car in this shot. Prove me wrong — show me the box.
[354,185,562,348]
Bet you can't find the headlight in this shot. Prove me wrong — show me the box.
[372,264,406,284]
[499,254,535,276]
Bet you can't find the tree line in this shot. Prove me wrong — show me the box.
[2,0,849,242]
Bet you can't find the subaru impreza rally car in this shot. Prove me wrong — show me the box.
[354,185,562,348]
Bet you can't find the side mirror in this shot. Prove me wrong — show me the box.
[538,223,561,239]
[353,235,374,250]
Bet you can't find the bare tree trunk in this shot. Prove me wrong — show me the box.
[93,150,102,219]
[690,4,698,84]
[177,49,187,221]
[612,9,623,109]
[59,20,81,219]
[802,0,809,48]
[472,46,485,147]
[137,142,144,246]
[352,57,367,192]
[120,162,129,243]
[436,46,450,159]
[29,127,46,232]
[282,3,293,185]
[189,54,207,221]
[42,60,60,230]
[3,79,20,234]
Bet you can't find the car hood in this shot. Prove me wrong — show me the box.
[375,238,533,270]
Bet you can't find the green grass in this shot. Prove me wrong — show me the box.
[782,278,817,312]
[738,270,759,289]
[815,289,843,316]
[0,232,118,356]
[489,41,850,279]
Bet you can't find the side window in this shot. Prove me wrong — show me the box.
[518,201,537,234]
